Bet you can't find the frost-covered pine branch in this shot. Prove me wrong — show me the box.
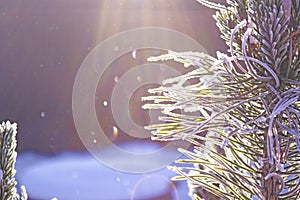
[0,121,27,200]
[143,0,300,199]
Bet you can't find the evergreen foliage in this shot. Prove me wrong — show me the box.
[143,0,300,199]
[0,121,27,200]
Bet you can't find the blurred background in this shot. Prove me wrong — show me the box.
[0,0,226,199]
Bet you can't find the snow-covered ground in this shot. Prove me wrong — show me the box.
[16,142,190,200]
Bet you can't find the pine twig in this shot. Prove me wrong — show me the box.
[0,121,27,200]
